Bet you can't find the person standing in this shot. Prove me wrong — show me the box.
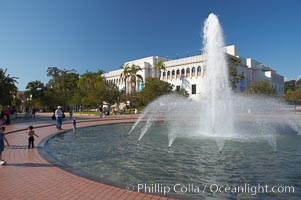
[72,117,77,132]
[55,106,63,130]
[31,108,36,118]
[27,125,39,149]
[4,107,10,125]
[0,126,10,165]
[69,108,73,119]
[99,105,103,118]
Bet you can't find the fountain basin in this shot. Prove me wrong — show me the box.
[45,122,301,199]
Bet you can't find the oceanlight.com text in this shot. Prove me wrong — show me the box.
[125,183,295,196]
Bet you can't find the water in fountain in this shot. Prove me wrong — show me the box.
[200,13,234,151]
[128,13,301,151]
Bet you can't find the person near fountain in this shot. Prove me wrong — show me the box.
[27,125,39,149]
[55,106,63,130]
[98,105,103,118]
[69,108,73,119]
[72,117,77,132]
[0,126,10,165]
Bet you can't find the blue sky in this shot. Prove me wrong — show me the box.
[0,0,300,90]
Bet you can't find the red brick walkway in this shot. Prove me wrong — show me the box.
[0,116,176,200]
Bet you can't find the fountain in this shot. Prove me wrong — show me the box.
[45,13,301,199]
[128,13,301,152]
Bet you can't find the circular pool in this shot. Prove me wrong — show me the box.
[45,122,301,199]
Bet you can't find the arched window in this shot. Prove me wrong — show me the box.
[197,66,202,72]
[163,71,166,77]
[176,69,180,75]
[181,69,185,75]
[172,70,175,75]
[192,67,196,73]
[186,68,190,73]
[167,71,171,76]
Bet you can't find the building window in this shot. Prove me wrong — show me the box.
[192,67,196,73]
[186,68,190,73]
[181,69,185,75]
[192,84,196,94]
[163,72,166,77]
[176,69,180,75]
[197,66,201,72]
[176,86,180,91]
[167,71,171,76]
[172,70,175,75]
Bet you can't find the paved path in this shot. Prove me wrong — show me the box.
[0,114,176,200]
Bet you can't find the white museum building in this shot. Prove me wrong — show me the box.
[104,45,284,99]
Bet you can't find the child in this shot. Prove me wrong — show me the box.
[0,126,10,165]
[72,117,77,132]
[27,125,39,149]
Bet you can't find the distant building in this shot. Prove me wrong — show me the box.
[104,45,284,98]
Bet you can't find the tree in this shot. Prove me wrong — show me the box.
[153,60,166,79]
[77,70,105,108]
[245,80,277,96]
[46,67,63,89]
[229,66,244,90]
[128,64,143,95]
[138,77,173,106]
[45,67,80,110]
[284,80,297,92]
[25,80,46,108]
[0,68,18,106]
[120,64,131,94]
[102,81,120,104]
[284,88,301,113]
[77,70,104,91]
[227,55,244,90]
[25,81,45,98]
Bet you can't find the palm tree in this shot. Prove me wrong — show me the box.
[128,64,143,94]
[153,60,166,79]
[120,64,131,94]
[0,68,18,106]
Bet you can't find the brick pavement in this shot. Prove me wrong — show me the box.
[0,116,177,200]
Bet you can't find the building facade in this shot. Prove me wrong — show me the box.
[104,45,284,98]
